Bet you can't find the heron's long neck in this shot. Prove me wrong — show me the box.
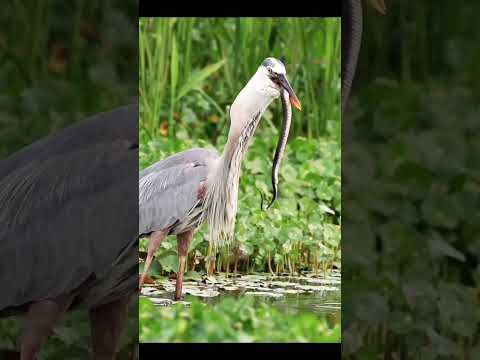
[221,89,274,190]
[202,82,273,249]
[221,77,274,175]
[222,111,261,173]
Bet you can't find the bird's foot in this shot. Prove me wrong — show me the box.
[174,289,184,301]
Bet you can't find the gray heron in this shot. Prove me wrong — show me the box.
[0,104,138,359]
[139,57,301,300]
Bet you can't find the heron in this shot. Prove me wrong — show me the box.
[138,57,302,300]
[0,104,139,360]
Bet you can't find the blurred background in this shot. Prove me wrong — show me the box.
[343,1,480,358]
[0,1,137,159]
[0,1,137,358]
[139,17,341,342]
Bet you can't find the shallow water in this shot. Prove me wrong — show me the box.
[141,269,341,327]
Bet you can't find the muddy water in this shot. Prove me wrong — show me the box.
[141,269,341,327]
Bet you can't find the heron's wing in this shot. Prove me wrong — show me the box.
[0,140,138,313]
[0,104,138,179]
[139,148,219,178]
[139,152,217,235]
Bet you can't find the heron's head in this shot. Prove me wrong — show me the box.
[257,57,302,110]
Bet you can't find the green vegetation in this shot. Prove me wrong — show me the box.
[139,17,341,278]
[0,310,137,360]
[139,17,340,140]
[139,17,340,343]
[140,297,340,342]
[0,1,137,158]
[343,1,480,358]
[140,129,340,276]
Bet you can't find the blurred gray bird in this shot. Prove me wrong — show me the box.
[0,104,139,360]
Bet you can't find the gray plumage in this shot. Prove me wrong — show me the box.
[139,148,219,236]
[0,104,138,179]
[138,110,263,250]
[0,104,138,316]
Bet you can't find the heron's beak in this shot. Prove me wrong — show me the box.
[369,0,386,14]
[277,74,302,111]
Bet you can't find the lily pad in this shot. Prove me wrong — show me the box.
[149,298,174,306]
[295,284,338,292]
[184,271,203,281]
[245,291,284,298]
[149,298,191,307]
[220,286,240,291]
[141,287,168,297]
[272,288,305,294]
[268,281,299,288]
[203,275,218,283]
[315,305,341,310]
[185,287,220,298]
[305,278,341,285]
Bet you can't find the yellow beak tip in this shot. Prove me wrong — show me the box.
[290,97,302,111]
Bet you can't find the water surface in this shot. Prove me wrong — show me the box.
[141,269,341,328]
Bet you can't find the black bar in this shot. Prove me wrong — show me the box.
[139,1,341,17]
[140,343,341,358]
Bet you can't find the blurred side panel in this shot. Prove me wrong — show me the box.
[0,1,138,359]
[343,0,480,358]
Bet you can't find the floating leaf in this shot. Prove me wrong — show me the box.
[245,291,284,298]
[429,238,465,262]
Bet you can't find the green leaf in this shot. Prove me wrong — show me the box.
[170,35,179,95]
[158,252,179,273]
[429,238,465,262]
[52,326,80,346]
[176,59,226,101]
[319,202,335,215]
[184,271,202,281]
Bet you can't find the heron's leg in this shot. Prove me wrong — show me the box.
[20,295,74,360]
[139,230,166,288]
[175,230,194,300]
[233,246,239,277]
[89,294,131,360]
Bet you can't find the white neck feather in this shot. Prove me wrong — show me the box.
[202,67,278,249]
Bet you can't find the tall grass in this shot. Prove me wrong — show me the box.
[139,17,340,140]
[358,0,480,88]
[0,1,137,157]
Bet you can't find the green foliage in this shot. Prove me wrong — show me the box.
[139,297,340,342]
[139,16,341,279]
[0,302,138,359]
[344,82,480,357]
[139,17,340,140]
[139,16,341,344]
[140,122,341,275]
[0,1,137,158]
[342,0,480,357]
